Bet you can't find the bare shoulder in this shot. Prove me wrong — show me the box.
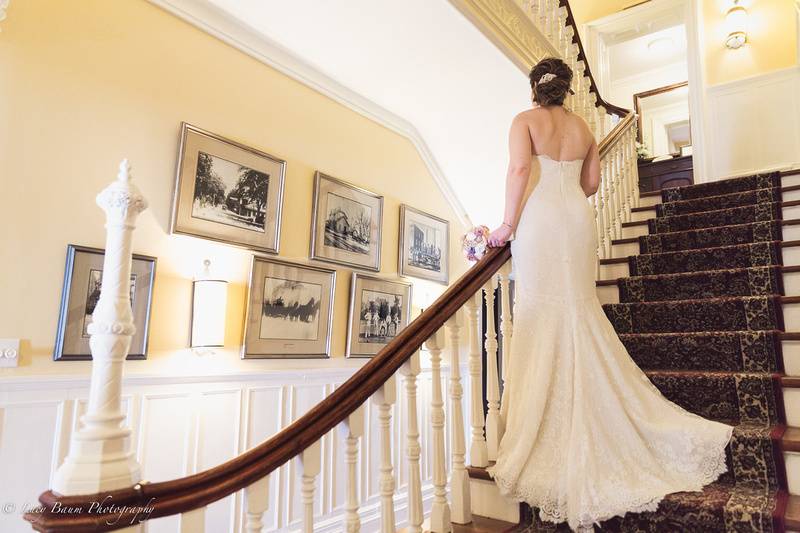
[513,108,550,128]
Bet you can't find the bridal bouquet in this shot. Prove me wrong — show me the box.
[462,225,491,263]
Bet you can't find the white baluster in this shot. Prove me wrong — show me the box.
[400,351,424,533]
[601,156,613,257]
[373,376,397,533]
[620,131,632,222]
[180,508,205,532]
[558,6,570,57]
[297,441,321,533]
[53,160,146,498]
[631,125,642,207]
[464,292,487,468]
[498,263,514,385]
[425,328,452,533]
[483,276,504,461]
[446,311,471,525]
[609,142,624,238]
[587,92,598,140]
[244,477,269,533]
[593,189,605,262]
[338,406,365,533]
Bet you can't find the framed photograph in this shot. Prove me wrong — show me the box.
[310,172,383,271]
[346,273,412,358]
[171,122,286,254]
[398,205,450,285]
[54,245,156,361]
[243,256,336,359]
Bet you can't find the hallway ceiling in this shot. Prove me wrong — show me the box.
[165,0,534,226]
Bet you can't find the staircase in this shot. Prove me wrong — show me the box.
[465,170,800,532]
[20,0,800,531]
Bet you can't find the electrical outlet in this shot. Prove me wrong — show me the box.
[0,338,20,367]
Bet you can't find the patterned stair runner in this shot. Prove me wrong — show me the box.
[525,171,793,532]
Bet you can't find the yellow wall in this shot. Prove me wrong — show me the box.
[0,0,467,377]
[702,0,798,86]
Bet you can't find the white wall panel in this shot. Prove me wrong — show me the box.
[706,67,800,180]
[0,401,61,533]
[0,364,466,532]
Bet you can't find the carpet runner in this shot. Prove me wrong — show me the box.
[523,170,793,532]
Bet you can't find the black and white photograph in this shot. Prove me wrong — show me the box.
[260,277,322,341]
[82,270,137,337]
[408,220,443,272]
[191,151,269,233]
[310,172,383,271]
[346,273,412,357]
[398,205,450,285]
[243,256,335,359]
[171,123,286,254]
[55,245,156,361]
[324,193,372,255]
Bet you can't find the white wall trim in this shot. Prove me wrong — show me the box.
[706,65,800,94]
[1,363,472,533]
[145,0,472,228]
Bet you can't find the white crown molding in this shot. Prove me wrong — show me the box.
[706,65,800,94]
[146,0,471,227]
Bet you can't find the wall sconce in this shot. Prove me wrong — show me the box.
[191,259,228,349]
[725,0,748,49]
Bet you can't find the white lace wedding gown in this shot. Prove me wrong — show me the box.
[487,155,734,531]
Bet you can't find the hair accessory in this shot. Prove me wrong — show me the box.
[538,73,557,84]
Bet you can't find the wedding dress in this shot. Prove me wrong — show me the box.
[487,154,733,531]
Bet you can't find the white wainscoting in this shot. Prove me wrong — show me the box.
[0,362,471,533]
[706,67,800,180]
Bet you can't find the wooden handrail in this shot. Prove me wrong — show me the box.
[598,112,637,159]
[559,0,630,118]
[24,244,512,533]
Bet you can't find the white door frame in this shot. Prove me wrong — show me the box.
[581,0,710,182]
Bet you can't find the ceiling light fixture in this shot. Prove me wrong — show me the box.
[647,36,674,53]
[725,0,748,49]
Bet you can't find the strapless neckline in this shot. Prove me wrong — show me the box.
[537,154,584,164]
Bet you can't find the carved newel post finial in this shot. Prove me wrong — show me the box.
[53,160,148,502]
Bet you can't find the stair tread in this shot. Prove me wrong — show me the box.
[397,515,520,533]
[596,264,783,283]
[468,466,784,520]
[605,293,783,306]
[787,494,800,530]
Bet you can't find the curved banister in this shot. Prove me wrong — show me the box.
[559,0,630,119]
[24,244,512,532]
[599,112,637,159]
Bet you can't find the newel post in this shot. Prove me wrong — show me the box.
[53,160,147,496]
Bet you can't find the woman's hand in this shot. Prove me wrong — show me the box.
[488,224,513,247]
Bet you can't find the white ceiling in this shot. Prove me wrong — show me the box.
[194,0,533,227]
[609,24,688,80]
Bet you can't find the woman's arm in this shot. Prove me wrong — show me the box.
[580,138,601,197]
[488,114,533,247]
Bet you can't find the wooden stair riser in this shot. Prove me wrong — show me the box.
[468,478,520,524]
[638,193,661,208]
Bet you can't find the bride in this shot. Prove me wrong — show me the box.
[485,57,733,531]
